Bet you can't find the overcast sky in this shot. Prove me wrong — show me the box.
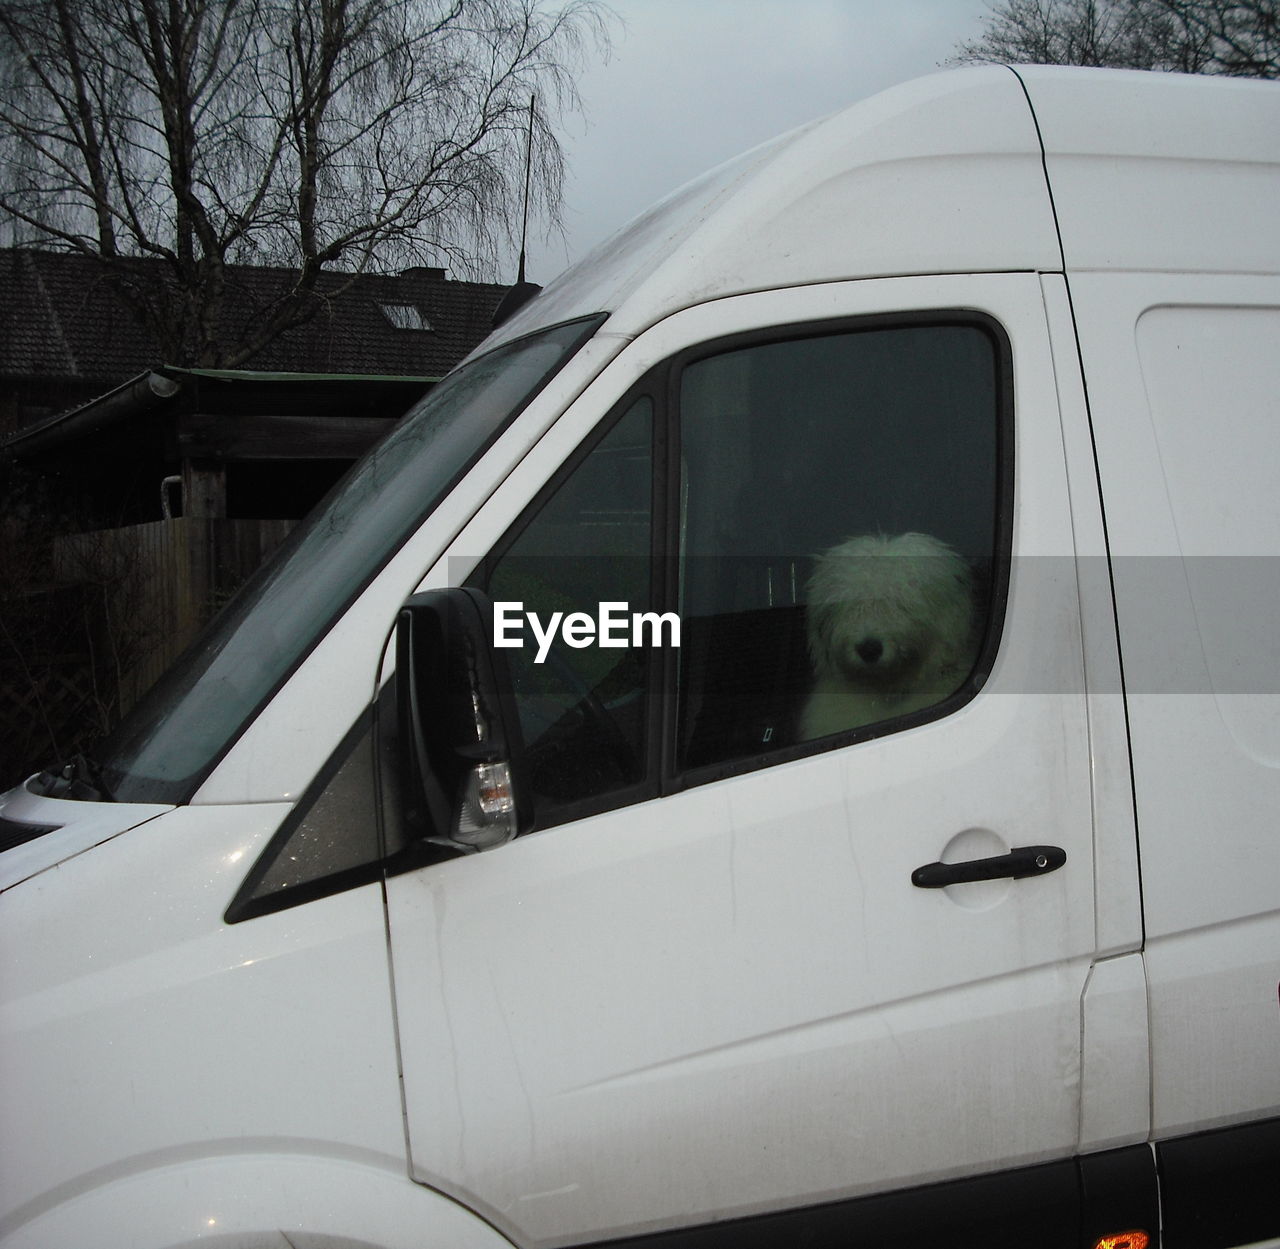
[512,0,993,283]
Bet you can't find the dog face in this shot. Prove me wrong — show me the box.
[806,532,976,692]
[811,593,946,686]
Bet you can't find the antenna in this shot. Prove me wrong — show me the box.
[493,95,545,327]
[517,95,535,284]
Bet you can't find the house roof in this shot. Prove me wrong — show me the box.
[0,248,510,384]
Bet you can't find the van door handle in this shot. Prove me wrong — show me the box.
[911,845,1066,889]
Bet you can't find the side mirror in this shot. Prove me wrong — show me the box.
[395,587,531,852]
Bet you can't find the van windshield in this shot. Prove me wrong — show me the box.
[96,316,605,805]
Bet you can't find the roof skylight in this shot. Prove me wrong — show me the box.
[380,303,431,331]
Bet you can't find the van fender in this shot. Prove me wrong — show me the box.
[1,1151,514,1249]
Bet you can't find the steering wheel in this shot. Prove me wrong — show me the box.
[536,646,638,779]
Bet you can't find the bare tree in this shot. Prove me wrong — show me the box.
[0,0,612,367]
[1164,0,1280,74]
[955,0,1278,77]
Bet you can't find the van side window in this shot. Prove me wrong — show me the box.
[480,397,655,826]
[476,317,1006,829]
[676,323,1001,769]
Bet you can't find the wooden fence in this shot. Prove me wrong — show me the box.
[1,518,294,786]
[56,517,295,706]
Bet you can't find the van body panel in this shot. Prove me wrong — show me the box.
[0,785,170,892]
[387,274,1105,1246]
[0,806,406,1241]
[1066,272,1280,1144]
[2,1156,515,1249]
[1079,952,1151,1152]
[1038,273,1143,961]
[1020,68,1280,276]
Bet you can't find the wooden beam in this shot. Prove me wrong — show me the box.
[182,460,227,520]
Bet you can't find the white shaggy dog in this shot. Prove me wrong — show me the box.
[801,532,979,740]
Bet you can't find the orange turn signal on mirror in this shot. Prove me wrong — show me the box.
[1093,1233,1150,1249]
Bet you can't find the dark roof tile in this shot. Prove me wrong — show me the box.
[0,248,509,384]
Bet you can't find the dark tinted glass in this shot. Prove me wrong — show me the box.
[677,323,1000,766]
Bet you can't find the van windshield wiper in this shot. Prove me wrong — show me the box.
[33,754,115,802]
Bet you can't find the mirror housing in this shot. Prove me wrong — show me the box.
[395,587,530,852]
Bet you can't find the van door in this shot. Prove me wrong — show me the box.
[384,275,1120,1247]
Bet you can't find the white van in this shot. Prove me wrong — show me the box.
[3,63,1278,1249]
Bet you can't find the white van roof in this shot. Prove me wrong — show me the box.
[490,64,1280,349]
[1018,67,1279,277]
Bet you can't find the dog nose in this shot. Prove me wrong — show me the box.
[855,637,884,665]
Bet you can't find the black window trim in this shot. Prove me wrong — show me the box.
[225,707,382,924]
[574,1141,1159,1249]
